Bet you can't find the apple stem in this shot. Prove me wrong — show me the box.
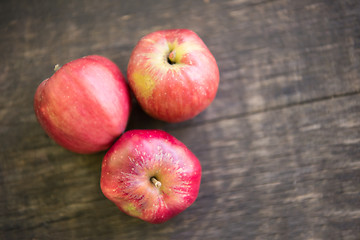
[150,177,162,188]
[54,64,61,72]
[168,50,176,64]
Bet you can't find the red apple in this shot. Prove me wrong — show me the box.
[34,55,131,154]
[100,129,201,223]
[127,29,219,123]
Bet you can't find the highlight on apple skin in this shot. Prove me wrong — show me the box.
[100,129,202,224]
[34,55,131,154]
[127,29,219,123]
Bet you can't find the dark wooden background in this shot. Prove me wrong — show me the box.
[1,0,360,239]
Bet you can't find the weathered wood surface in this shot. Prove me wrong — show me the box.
[1,0,360,239]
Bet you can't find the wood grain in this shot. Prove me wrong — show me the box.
[1,0,360,239]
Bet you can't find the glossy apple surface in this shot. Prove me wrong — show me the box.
[100,129,201,223]
[34,55,131,154]
[127,29,219,123]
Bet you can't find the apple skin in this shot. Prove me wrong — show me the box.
[100,129,201,224]
[127,29,219,123]
[34,55,131,154]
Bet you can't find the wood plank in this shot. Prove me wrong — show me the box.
[1,0,360,239]
[1,94,359,239]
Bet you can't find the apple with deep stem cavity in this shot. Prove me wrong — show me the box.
[100,129,201,223]
[34,55,131,154]
[127,29,219,123]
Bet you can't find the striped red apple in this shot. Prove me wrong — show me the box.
[128,29,219,123]
[100,129,201,223]
[34,55,131,154]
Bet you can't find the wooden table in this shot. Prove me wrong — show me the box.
[1,0,360,239]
